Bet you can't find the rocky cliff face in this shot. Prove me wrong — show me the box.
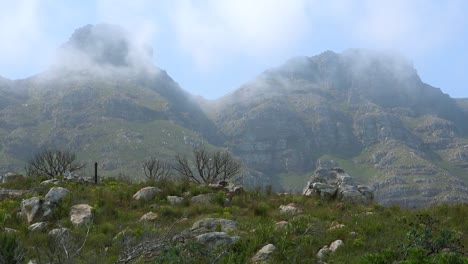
[212,50,468,207]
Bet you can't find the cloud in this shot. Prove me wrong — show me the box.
[0,0,52,78]
[171,0,310,71]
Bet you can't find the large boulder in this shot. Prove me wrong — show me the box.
[303,167,374,204]
[45,187,69,204]
[20,197,52,224]
[190,193,214,204]
[133,187,162,201]
[190,218,238,235]
[195,232,239,249]
[70,204,93,226]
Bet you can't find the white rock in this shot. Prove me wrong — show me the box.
[133,187,162,201]
[279,204,302,215]
[251,244,277,263]
[28,222,48,232]
[48,228,72,237]
[45,187,69,204]
[167,196,184,205]
[140,211,158,222]
[70,204,93,226]
[329,240,344,252]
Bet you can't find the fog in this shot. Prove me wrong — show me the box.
[0,1,467,98]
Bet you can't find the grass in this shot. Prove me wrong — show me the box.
[0,175,467,263]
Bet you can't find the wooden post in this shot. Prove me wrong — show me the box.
[94,162,98,184]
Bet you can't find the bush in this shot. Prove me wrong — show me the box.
[0,233,24,263]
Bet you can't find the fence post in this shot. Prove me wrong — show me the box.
[94,162,98,184]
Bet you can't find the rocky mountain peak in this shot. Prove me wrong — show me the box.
[56,24,153,70]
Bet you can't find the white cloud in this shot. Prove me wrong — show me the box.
[0,0,52,77]
[171,0,310,71]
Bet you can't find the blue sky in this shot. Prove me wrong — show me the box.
[0,0,467,99]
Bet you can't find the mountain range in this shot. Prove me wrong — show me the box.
[1,24,467,207]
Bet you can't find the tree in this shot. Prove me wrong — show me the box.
[142,157,172,181]
[173,146,242,184]
[25,149,84,179]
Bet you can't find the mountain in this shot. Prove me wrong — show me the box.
[211,50,468,207]
[0,24,467,207]
[0,24,220,177]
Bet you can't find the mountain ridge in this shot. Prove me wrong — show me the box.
[0,24,467,207]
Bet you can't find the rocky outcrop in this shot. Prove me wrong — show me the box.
[20,187,70,224]
[70,204,93,226]
[21,197,53,224]
[133,187,161,201]
[303,167,374,204]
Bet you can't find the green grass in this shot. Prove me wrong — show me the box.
[0,175,466,263]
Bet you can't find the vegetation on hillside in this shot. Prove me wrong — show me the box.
[0,174,466,263]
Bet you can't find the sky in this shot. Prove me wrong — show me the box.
[0,0,467,99]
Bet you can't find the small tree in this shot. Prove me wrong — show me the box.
[142,157,172,181]
[25,149,84,179]
[173,146,242,184]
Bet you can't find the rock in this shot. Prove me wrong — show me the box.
[40,179,62,185]
[317,246,330,259]
[45,187,69,204]
[195,232,239,249]
[70,204,93,226]
[28,222,48,232]
[190,218,238,234]
[140,211,158,222]
[3,227,19,234]
[21,197,52,224]
[48,228,71,237]
[190,193,214,204]
[317,240,344,260]
[251,244,276,263]
[133,187,162,201]
[303,167,373,204]
[328,222,345,230]
[275,221,289,229]
[279,204,302,215]
[329,240,344,251]
[312,183,337,199]
[167,196,184,205]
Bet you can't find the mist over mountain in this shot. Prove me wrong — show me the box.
[0,24,220,174]
[212,50,468,207]
[0,24,467,207]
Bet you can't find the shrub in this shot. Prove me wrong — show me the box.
[0,233,24,263]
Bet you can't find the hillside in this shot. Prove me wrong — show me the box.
[211,50,468,207]
[0,24,220,178]
[0,176,466,263]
